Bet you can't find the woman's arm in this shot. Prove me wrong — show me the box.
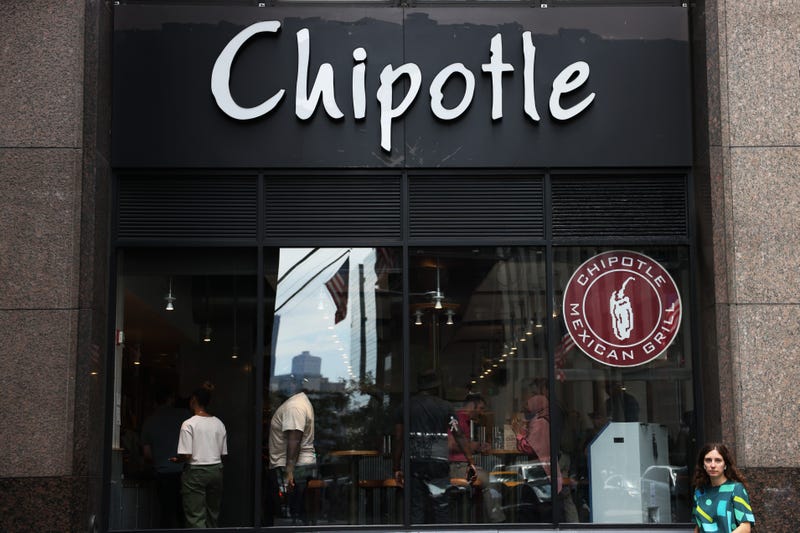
[731,523,751,533]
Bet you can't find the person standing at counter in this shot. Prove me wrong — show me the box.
[173,382,228,528]
[448,393,504,522]
[692,442,755,533]
[393,370,475,524]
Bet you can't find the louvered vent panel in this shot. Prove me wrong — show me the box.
[409,176,544,241]
[552,176,688,238]
[264,176,401,241]
[118,176,257,241]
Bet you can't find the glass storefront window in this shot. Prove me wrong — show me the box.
[407,247,550,525]
[110,248,257,529]
[263,248,403,526]
[110,243,695,529]
[553,246,694,525]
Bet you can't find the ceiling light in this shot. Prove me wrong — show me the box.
[414,309,423,326]
[445,309,455,325]
[202,324,212,343]
[432,291,444,310]
[164,277,176,311]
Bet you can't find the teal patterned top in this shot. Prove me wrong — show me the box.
[693,480,755,532]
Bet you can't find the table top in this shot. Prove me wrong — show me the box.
[330,449,381,457]
[488,448,524,455]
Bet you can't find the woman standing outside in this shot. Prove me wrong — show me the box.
[173,382,228,528]
[692,443,755,533]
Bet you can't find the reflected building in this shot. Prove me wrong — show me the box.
[272,350,346,394]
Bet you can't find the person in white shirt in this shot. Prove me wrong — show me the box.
[266,375,316,525]
[172,382,227,528]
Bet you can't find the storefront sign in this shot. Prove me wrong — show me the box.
[112,6,691,168]
[562,251,681,368]
[211,24,595,153]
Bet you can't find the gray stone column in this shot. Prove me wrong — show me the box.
[696,0,800,530]
[0,1,112,531]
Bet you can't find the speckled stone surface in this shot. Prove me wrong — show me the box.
[0,1,85,147]
[0,149,82,310]
[0,310,78,478]
[743,467,800,533]
[726,3,800,146]
[729,147,800,303]
[731,304,800,467]
[0,475,87,533]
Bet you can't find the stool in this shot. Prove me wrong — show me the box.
[306,479,326,524]
[448,478,472,522]
[358,479,384,524]
[382,478,402,523]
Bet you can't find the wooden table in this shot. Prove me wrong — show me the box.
[330,450,380,524]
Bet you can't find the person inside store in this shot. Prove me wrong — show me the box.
[392,369,475,524]
[448,392,504,522]
[604,380,640,422]
[141,386,190,528]
[170,381,228,528]
[266,374,316,526]
[692,442,755,533]
[513,394,564,521]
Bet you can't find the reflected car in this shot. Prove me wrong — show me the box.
[491,461,552,502]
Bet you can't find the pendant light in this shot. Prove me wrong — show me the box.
[164,277,176,311]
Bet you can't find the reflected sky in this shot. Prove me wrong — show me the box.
[273,248,376,383]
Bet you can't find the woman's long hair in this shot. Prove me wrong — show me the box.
[692,442,748,490]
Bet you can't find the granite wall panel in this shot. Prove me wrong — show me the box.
[0,0,85,148]
[743,467,800,533]
[726,2,800,146]
[733,304,800,466]
[0,310,78,478]
[0,476,87,533]
[729,147,800,303]
[0,148,82,310]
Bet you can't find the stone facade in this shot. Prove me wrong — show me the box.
[694,0,800,531]
[0,0,797,531]
[0,1,112,531]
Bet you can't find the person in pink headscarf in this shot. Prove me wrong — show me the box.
[516,394,563,494]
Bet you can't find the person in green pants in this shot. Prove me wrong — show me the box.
[171,382,228,528]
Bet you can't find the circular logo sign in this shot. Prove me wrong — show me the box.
[563,251,681,368]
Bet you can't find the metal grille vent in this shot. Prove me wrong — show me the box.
[409,176,544,241]
[264,176,401,242]
[551,176,688,239]
[117,176,257,241]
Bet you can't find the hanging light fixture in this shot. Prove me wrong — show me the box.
[432,264,444,309]
[414,309,424,326]
[164,277,176,311]
[231,276,238,359]
[202,276,212,342]
[525,319,535,336]
[445,309,455,325]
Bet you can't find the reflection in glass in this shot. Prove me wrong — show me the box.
[264,248,402,526]
[553,246,694,524]
[407,247,550,525]
[110,248,256,529]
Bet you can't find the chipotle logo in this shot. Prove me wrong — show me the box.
[563,251,681,368]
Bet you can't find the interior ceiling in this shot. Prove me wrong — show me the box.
[124,289,190,352]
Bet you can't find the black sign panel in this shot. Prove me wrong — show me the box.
[112,6,691,168]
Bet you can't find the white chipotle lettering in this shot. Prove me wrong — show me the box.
[210,22,596,153]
